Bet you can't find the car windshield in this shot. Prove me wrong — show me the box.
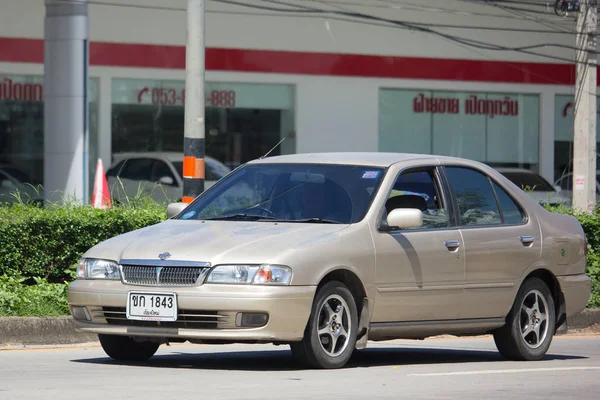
[177,163,387,224]
[500,172,555,192]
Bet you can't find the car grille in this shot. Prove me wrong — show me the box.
[101,307,226,329]
[121,265,209,287]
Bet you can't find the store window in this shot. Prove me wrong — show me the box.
[379,89,540,170]
[554,94,600,187]
[0,74,100,197]
[111,79,296,173]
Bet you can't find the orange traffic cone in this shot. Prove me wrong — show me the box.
[91,158,112,209]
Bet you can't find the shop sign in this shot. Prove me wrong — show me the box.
[0,75,99,104]
[0,78,43,102]
[554,94,600,141]
[413,93,519,117]
[137,87,237,107]
[112,79,294,110]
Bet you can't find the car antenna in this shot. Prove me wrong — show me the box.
[259,136,287,160]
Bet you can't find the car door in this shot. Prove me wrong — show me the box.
[371,164,465,323]
[443,165,542,319]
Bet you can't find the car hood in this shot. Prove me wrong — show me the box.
[84,219,351,266]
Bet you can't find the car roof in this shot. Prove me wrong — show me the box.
[111,152,218,163]
[248,152,477,168]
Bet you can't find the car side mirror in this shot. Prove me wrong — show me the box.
[385,208,423,230]
[158,176,174,185]
[166,202,188,219]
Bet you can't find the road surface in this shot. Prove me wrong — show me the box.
[1,335,599,399]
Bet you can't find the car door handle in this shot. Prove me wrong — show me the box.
[520,236,535,246]
[444,240,460,250]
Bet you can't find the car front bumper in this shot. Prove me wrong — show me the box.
[68,280,316,342]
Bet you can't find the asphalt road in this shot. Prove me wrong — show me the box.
[1,335,599,400]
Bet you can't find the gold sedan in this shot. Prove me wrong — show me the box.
[68,153,592,369]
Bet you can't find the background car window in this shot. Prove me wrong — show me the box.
[445,167,502,226]
[491,181,525,224]
[387,169,449,229]
[150,160,176,185]
[106,160,125,177]
[113,158,154,181]
[499,171,554,192]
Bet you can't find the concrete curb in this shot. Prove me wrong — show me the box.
[1,310,599,347]
[0,316,97,346]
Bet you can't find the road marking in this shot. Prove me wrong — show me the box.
[408,366,600,376]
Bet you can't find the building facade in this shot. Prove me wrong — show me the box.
[0,0,595,198]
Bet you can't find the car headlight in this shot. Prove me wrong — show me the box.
[77,258,121,280]
[206,264,292,285]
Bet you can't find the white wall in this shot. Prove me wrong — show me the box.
[0,0,579,64]
[0,0,590,185]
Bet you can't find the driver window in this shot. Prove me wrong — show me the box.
[386,168,449,229]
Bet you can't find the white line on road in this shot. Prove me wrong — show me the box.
[408,366,600,377]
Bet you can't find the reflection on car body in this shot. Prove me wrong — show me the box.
[68,152,592,369]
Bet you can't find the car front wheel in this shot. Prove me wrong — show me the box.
[290,281,358,369]
[98,334,160,361]
[493,277,556,361]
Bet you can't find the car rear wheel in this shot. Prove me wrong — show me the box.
[493,277,555,361]
[290,281,358,369]
[98,334,160,361]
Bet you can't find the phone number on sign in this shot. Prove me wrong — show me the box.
[137,87,237,107]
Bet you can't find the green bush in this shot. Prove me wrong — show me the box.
[0,275,70,316]
[546,205,600,308]
[0,201,167,283]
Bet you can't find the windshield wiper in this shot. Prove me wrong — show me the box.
[203,214,277,221]
[287,218,342,224]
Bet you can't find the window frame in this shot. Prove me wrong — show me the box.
[441,165,529,229]
[378,164,459,233]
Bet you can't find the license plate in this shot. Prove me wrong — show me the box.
[126,291,178,322]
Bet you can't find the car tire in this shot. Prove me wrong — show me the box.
[98,334,160,361]
[290,281,358,369]
[493,277,556,361]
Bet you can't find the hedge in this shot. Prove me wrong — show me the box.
[0,201,166,283]
[0,202,598,316]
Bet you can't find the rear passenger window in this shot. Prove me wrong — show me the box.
[491,181,525,224]
[445,167,502,226]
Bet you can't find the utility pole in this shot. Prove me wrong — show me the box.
[44,0,89,204]
[573,0,598,213]
[182,0,206,204]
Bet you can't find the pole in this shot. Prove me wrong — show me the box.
[573,0,598,213]
[182,0,206,204]
[44,0,89,204]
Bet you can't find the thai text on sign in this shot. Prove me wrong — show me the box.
[413,93,519,118]
[0,78,43,102]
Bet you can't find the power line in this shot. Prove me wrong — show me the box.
[462,0,575,34]
[60,0,579,34]
[245,0,592,63]
[53,0,593,64]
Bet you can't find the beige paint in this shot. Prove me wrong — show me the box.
[68,152,592,345]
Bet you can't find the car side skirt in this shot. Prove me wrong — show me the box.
[367,318,505,341]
